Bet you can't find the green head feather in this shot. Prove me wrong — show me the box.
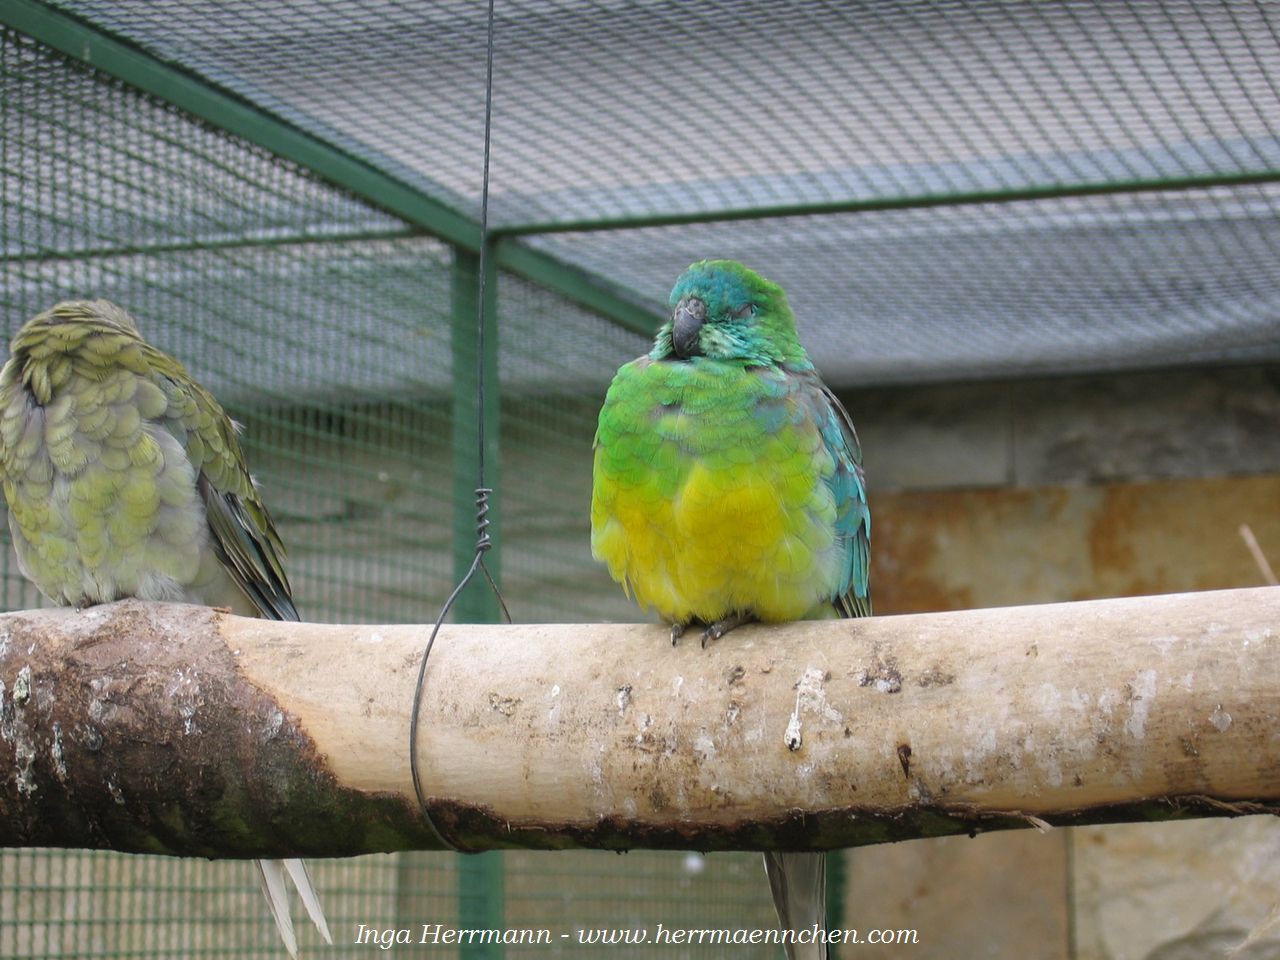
[651,259,812,369]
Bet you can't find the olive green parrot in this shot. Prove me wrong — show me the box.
[0,300,331,957]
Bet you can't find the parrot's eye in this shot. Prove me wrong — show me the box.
[732,303,756,320]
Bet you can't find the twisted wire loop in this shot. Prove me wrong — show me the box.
[473,487,512,621]
[408,488,512,852]
[407,0,510,854]
[475,487,492,551]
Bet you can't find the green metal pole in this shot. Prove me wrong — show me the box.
[826,851,846,959]
[458,853,506,959]
[451,245,502,624]
[450,245,504,958]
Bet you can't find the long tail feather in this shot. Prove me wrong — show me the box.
[254,857,332,956]
[763,851,828,960]
[254,859,298,958]
[283,858,333,944]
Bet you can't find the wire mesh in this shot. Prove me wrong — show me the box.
[496,271,649,623]
[502,850,783,958]
[44,0,1280,220]
[0,18,802,959]
[1,26,460,626]
[36,0,1280,384]
[526,183,1280,384]
[0,24,462,959]
[6,0,1280,956]
[0,850,449,959]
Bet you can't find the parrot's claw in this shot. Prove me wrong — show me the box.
[674,614,753,647]
[701,612,753,647]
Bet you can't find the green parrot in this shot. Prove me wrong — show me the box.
[0,300,331,957]
[591,260,871,960]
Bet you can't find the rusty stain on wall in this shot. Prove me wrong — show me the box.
[850,470,1280,960]
[869,474,1280,615]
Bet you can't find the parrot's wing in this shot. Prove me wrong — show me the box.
[153,368,297,621]
[200,476,298,621]
[801,376,871,619]
[151,368,328,954]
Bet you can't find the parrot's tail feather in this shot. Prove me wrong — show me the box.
[254,859,298,958]
[283,858,333,944]
[763,851,828,960]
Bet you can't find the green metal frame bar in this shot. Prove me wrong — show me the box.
[450,247,502,625]
[0,228,423,263]
[495,237,658,337]
[458,852,505,960]
[492,167,1280,236]
[450,247,505,958]
[826,851,845,950]
[1,0,663,336]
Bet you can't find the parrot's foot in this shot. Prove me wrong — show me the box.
[671,614,755,647]
[700,612,754,647]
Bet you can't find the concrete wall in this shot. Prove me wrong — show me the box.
[838,364,1280,959]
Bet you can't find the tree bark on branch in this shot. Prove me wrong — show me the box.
[0,588,1276,858]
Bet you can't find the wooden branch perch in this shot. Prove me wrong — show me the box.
[0,589,1277,859]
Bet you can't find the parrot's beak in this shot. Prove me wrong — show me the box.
[672,297,706,359]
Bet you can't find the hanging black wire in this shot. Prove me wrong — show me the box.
[409,0,511,852]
